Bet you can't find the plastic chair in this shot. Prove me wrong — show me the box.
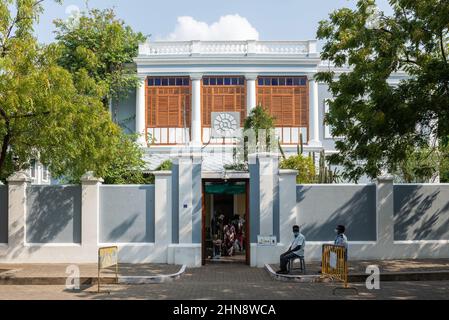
[287,256,306,274]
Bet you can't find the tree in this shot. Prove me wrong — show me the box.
[54,7,146,121]
[243,104,276,151]
[0,1,146,183]
[316,0,449,182]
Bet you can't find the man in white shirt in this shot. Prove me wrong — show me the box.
[334,224,348,261]
[276,225,305,274]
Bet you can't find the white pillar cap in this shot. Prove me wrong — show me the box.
[152,170,172,177]
[81,171,104,184]
[190,73,203,80]
[245,73,258,81]
[7,171,31,183]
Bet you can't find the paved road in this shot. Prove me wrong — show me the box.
[1,264,448,300]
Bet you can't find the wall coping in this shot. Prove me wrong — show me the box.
[279,169,298,176]
[152,170,172,176]
[376,175,394,182]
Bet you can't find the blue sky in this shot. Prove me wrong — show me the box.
[36,0,393,45]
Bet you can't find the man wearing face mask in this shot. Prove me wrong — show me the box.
[276,225,305,274]
[334,224,348,261]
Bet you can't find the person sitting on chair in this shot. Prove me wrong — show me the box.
[277,225,305,274]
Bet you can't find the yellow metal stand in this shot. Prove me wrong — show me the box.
[98,246,119,293]
[321,244,358,295]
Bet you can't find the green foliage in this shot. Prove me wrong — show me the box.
[280,155,316,184]
[0,2,148,184]
[54,7,146,117]
[316,0,449,182]
[223,162,248,171]
[243,104,275,134]
[393,144,449,183]
[156,160,173,171]
[316,150,340,183]
[99,134,150,184]
[242,105,276,159]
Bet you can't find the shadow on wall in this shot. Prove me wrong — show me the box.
[296,185,377,241]
[394,185,449,241]
[99,185,155,243]
[26,185,81,244]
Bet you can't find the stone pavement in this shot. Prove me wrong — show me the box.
[270,258,449,275]
[0,263,182,284]
[1,263,449,300]
[0,262,449,300]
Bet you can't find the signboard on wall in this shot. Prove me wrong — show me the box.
[257,235,277,246]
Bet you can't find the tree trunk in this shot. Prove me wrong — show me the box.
[0,131,10,176]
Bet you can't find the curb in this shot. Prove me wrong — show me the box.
[265,264,449,283]
[264,264,323,283]
[118,265,186,284]
[0,265,186,285]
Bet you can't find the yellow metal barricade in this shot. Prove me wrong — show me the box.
[321,244,358,295]
[98,246,119,293]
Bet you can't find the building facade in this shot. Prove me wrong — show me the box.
[117,40,406,173]
[115,41,305,170]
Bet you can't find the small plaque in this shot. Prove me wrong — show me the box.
[257,235,277,246]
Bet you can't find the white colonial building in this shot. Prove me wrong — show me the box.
[116,39,406,174]
[3,40,447,269]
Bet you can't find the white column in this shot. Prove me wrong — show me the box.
[154,171,172,245]
[376,175,394,246]
[308,76,321,147]
[246,74,257,115]
[259,156,274,236]
[6,172,30,260]
[190,74,202,145]
[178,156,193,243]
[136,75,147,146]
[81,171,102,259]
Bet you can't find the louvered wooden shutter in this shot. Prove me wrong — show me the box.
[146,84,191,128]
[201,79,246,127]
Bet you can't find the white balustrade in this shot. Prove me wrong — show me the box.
[138,40,317,56]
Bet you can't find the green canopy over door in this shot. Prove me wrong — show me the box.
[204,183,246,194]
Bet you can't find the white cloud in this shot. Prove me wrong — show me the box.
[160,14,259,41]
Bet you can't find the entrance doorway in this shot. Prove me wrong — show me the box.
[202,179,249,265]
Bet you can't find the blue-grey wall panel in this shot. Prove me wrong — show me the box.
[296,185,376,241]
[249,160,260,243]
[192,163,202,244]
[26,186,81,243]
[172,164,179,243]
[394,185,449,241]
[100,185,155,243]
[0,186,7,243]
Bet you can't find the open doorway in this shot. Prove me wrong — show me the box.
[202,180,249,265]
